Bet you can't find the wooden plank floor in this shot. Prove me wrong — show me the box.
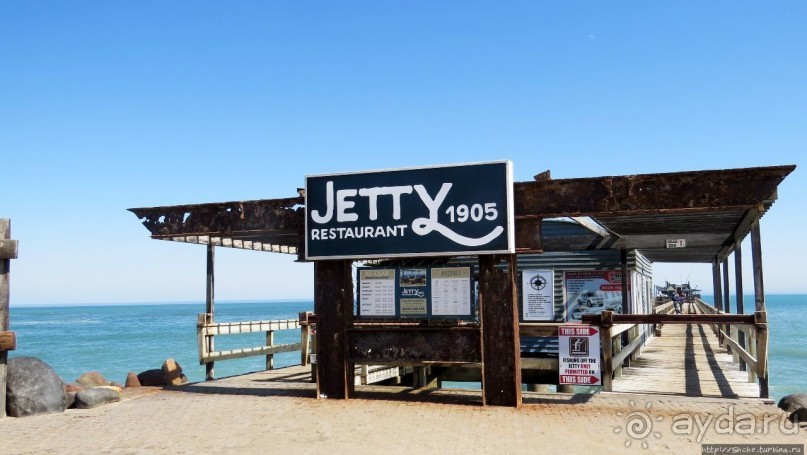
[612,321,760,399]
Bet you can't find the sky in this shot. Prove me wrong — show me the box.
[2,2,805,306]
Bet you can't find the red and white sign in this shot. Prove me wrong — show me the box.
[558,325,602,386]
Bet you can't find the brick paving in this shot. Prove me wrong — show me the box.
[1,366,803,454]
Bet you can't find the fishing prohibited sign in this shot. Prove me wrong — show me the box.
[558,325,602,386]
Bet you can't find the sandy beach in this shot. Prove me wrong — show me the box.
[1,366,802,454]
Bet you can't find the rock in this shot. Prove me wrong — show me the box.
[125,371,142,388]
[137,369,166,386]
[162,358,183,386]
[180,374,189,384]
[789,407,807,424]
[110,381,124,389]
[74,388,120,409]
[6,357,67,417]
[64,382,84,393]
[76,371,111,388]
[66,391,77,409]
[778,394,807,413]
[96,385,123,393]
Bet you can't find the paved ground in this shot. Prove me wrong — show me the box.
[1,366,803,454]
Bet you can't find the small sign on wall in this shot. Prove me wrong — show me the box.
[522,270,554,321]
[666,239,687,248]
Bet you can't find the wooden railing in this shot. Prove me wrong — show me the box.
[196,312,313,372]
[583,301,768,398]
[691,298,765,386]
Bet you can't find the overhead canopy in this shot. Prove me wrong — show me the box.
[129,164,795,264]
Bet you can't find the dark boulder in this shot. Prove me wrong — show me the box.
[137,368,166,386]
[66,391,77,409]
[6,357,67,417]
[789,407,807,424]
[778,394,807,413]
[74,388,120,409]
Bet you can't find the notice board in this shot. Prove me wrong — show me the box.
[357,266,475,320]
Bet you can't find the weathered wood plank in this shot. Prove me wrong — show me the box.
[1,219,10,418]
[203,342,301,362]
[612,324,760,399]
[347,327,481,363]
[0,331,15,351]
[0,240,18,260]
[203,319,300,335]
[479,254,521,407]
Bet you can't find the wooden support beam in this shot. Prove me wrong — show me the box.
[712,259,723,312]
[513,165,794,218]
[205,243,215,381]
[734,240,747,371]
[1,219,11,418]
[750,220,768,398]
[314,260,354,399]
[620,249,629,315]
[478,254,521,407]
[266,331,275,370]
[722,257,731,352]
[347,327,481,363]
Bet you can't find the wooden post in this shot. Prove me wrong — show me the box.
[478,254,521,407]
[751,220,768,398]
[266,330,274,370]
[314,260,354,399]
[734,241,747,371]
[600,310,614,392]
[205,243,215,380]
[619,249,630,367]
[722,257,731,351]
[711,258,723,344]
[0,219,11,418]
[300,314,311,366]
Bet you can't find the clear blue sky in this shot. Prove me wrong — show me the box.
[2,2,804,305]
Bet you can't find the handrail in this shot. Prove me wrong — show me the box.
[196,312,313,375]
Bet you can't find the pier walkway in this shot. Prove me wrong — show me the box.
[612,319,760,399]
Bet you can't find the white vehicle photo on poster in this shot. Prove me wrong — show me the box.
[563,270,624,322]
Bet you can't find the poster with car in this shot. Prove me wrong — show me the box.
[563,270,623,322]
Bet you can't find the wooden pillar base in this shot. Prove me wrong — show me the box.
[479,254,521,407]
[314,260,354,399]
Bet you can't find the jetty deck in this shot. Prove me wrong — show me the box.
[612,321,760,399]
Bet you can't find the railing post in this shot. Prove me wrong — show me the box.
[205,243,215,380]
[755,311,769,398]
[300,312,311,367]
[734,240,747,371]
[266,330,275,370]
[600,311,614,392]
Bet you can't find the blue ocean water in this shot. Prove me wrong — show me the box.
[8,295,806,401]
[8,301,312,385]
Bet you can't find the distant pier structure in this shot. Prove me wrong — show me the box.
[130,164,794,407]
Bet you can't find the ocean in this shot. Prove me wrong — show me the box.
[7,295,805,401]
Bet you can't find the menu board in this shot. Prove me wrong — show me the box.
[357,266,474,319]
[359,269,396,316]
[431,267,472,316]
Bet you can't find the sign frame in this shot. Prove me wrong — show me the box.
[305,160,516,261]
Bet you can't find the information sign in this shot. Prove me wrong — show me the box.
[558,325,602,386]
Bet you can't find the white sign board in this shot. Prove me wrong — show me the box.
[522,270,554,321]
[564,270,623,322]
[431,267,472,316]
[558,325,601,386]
[666,239,687,248]
[359,269,396,316]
